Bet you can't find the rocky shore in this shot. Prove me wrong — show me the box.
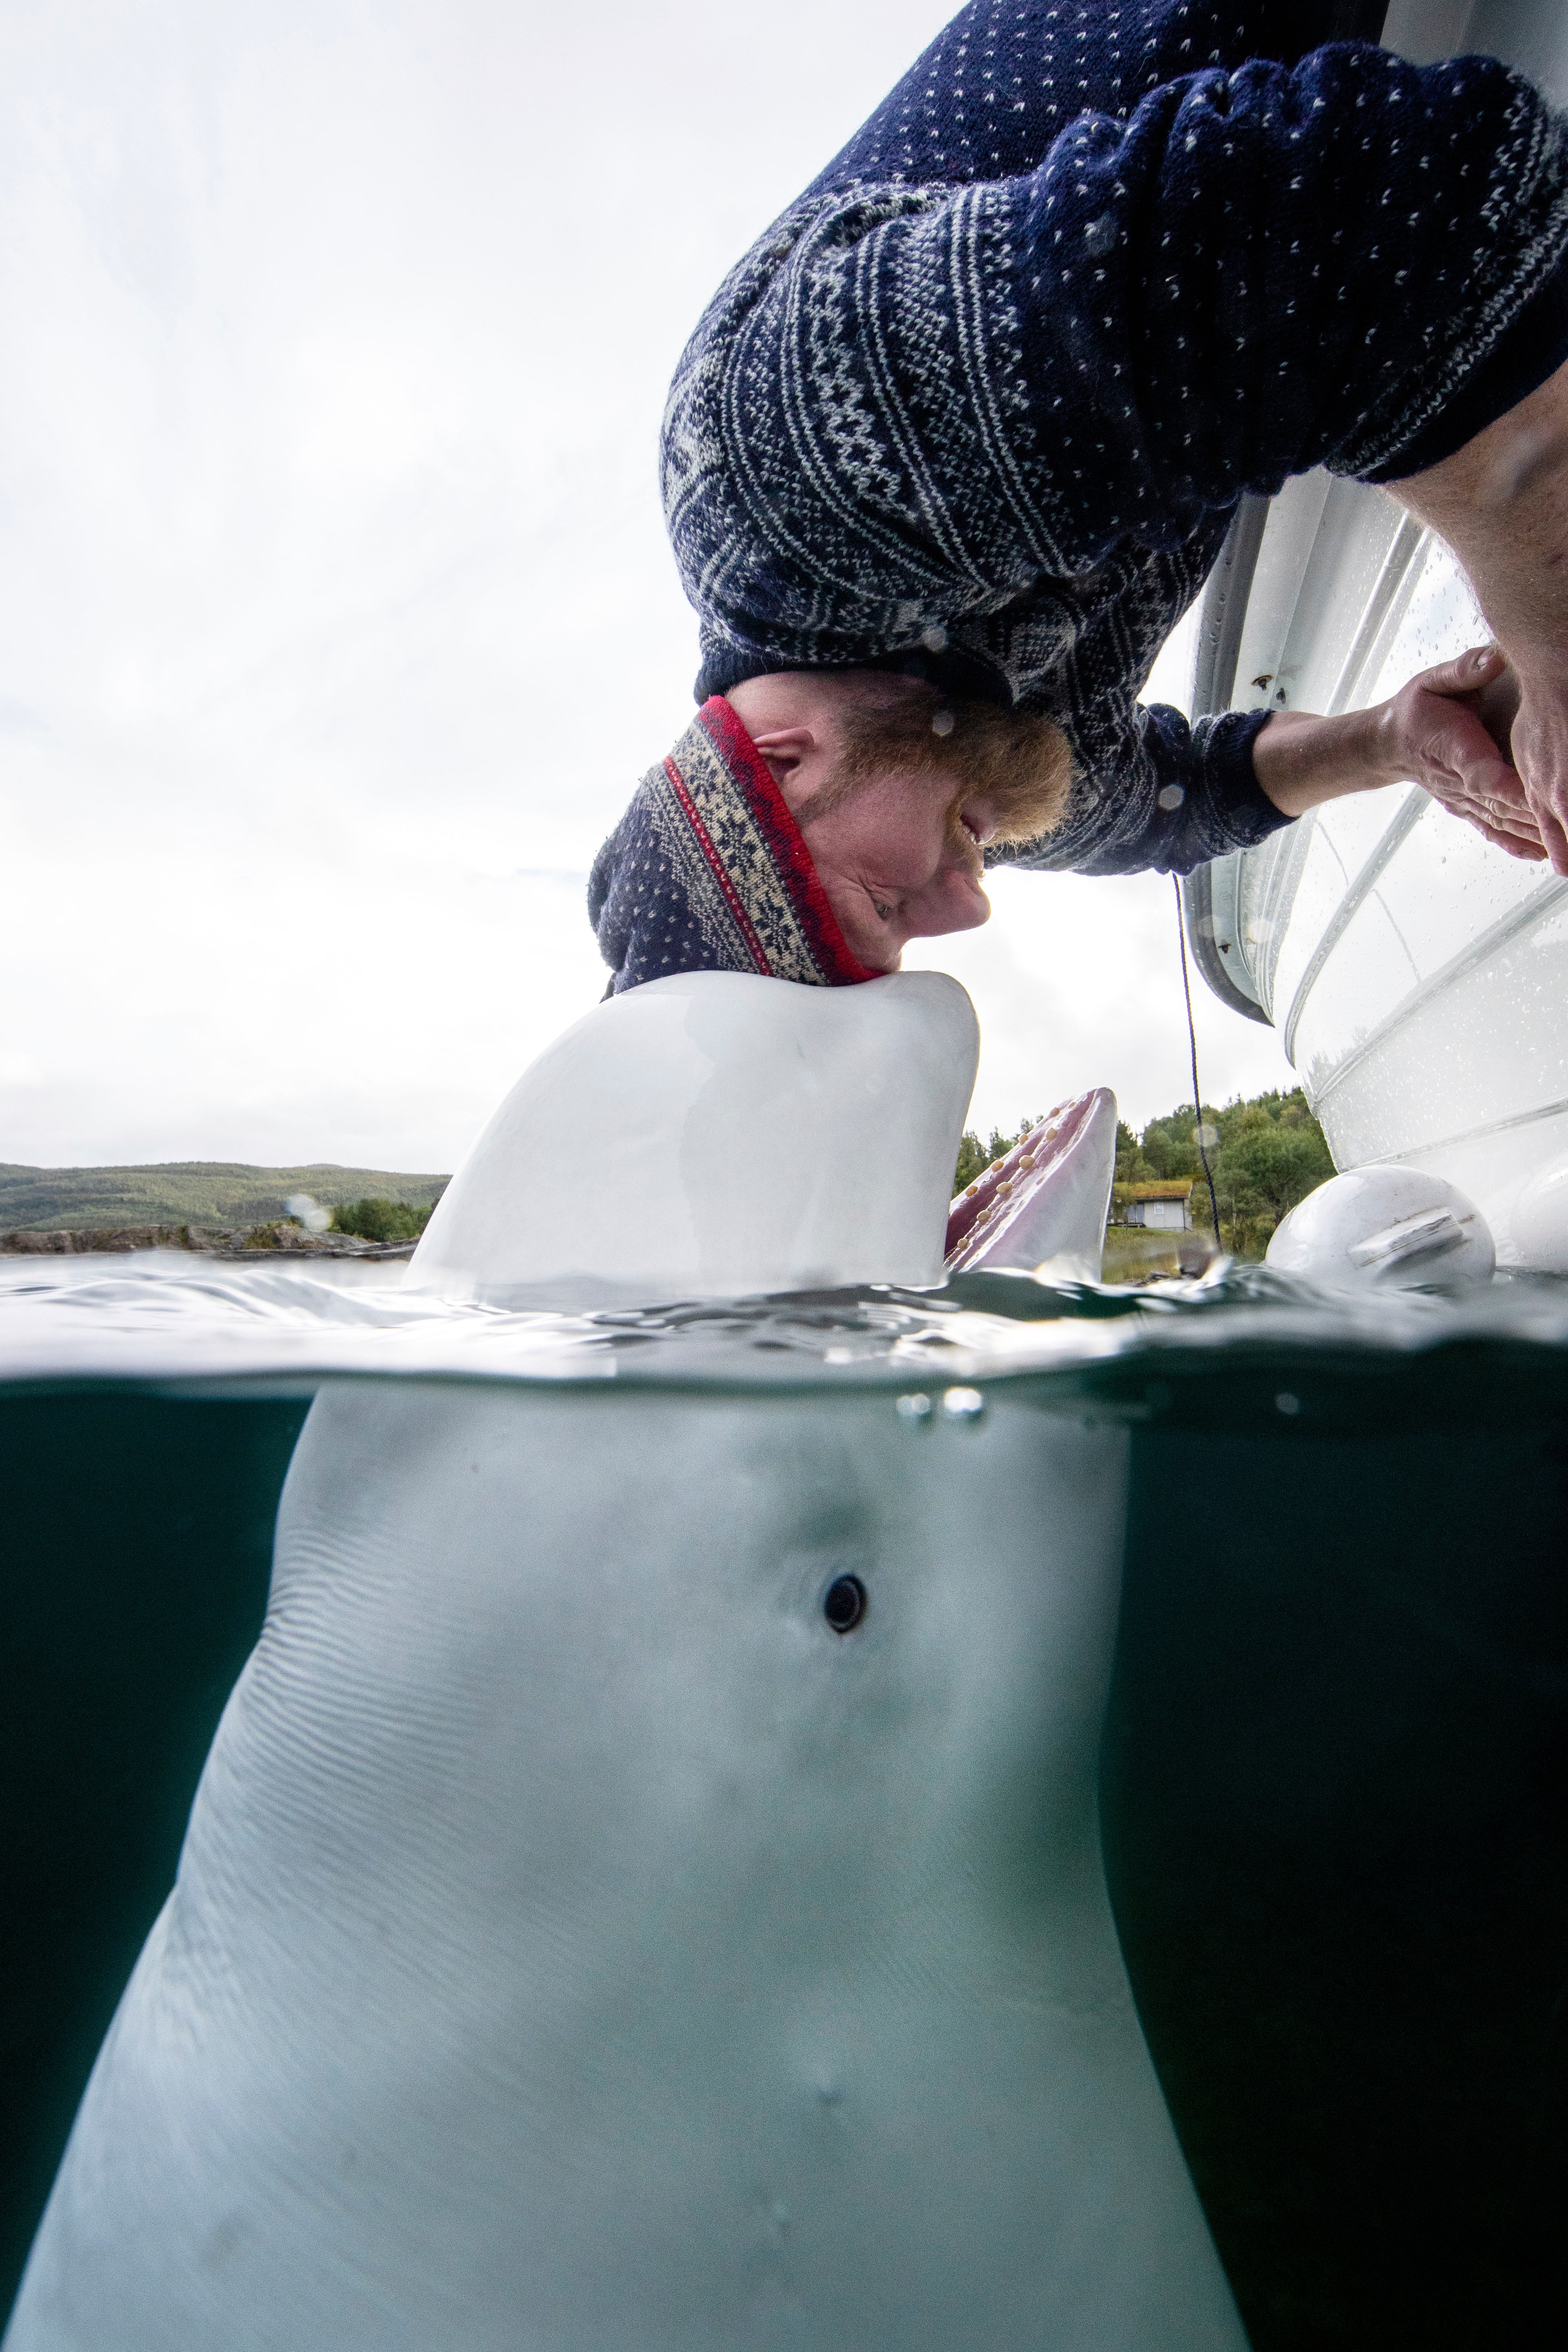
[0,1224,417,1262]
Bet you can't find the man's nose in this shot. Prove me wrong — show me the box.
[904,864,992,940]
[960,794,1000,845]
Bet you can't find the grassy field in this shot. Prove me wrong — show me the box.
[0,1163,449,1233]
[1100,1227,1188,1281]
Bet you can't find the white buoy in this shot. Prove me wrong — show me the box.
[1266,1164,1496,1289]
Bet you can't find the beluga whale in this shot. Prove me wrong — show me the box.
[5,972,1245,2350]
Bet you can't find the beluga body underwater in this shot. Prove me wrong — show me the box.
[4,972,1244,2351]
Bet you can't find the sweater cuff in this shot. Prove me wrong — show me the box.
[1198,707,1289,848]
[1365,249,1568,486]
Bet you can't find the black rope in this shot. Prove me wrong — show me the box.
[1173,875,1220,1242]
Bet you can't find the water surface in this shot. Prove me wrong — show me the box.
[4,1257,1567,2347]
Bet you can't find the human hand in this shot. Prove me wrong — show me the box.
[1387,358,1568,868]
[1495,667,1568,873]
[1381,645,1546,863]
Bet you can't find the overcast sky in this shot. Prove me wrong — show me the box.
[0,0,1299,1175]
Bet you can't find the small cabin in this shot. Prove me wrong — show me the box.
[1115,1180,1194,1232]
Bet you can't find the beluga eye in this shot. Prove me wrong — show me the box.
[823,1574,867,1634]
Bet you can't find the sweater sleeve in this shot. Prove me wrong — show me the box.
[663,43,1568,683]
[1078,706,1285,875]
[994,704,1285,877]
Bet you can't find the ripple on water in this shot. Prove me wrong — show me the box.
[2,1251,1568,1431]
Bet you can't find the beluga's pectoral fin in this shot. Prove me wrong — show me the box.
[409,971,980,1304]
[945,1090,1118,1282]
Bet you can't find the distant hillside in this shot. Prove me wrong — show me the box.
[0,1163,449,1233]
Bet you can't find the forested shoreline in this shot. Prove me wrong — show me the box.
[954,1090,1334,1260]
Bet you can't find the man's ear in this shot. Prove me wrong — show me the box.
[747,724,820,807]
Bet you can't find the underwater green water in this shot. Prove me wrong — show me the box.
[3,1264,1567,2345]
[0,1394,308,2311]
[1105,1412,1568,2349]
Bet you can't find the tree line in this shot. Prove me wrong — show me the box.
[328,1197,438,1242]
[954,1088,1334,1260]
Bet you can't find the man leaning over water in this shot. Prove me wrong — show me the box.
[589,1,1568,993]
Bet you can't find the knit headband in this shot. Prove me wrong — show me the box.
[588,696,879,995]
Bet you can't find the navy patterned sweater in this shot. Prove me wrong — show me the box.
[662,2,1568,875]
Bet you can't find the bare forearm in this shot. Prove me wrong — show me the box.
[1387,356,1568,669]
[1249,646,1544,863]
[1384,358,1568,869]
[1252,704,1397,818]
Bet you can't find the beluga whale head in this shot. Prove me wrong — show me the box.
[6,972,1244,2352]
[411,969,981,1302]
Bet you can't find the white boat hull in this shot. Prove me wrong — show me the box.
[1186,0,1568,1271]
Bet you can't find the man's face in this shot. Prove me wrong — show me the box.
[728,678,1022,972]
[795,767,998,971]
